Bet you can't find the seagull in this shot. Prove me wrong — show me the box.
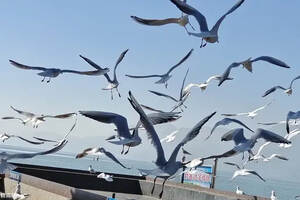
[222,102,272,119]
[248,142,271,161]
[160,130,178,143]
[184,157,203,169]
[126,49,193,88]
[148,69,191,112]
[0,139,68,174]
[80,49,129,100]
[207,118,254,140]
[224,162,265,182]
[271,190,277,200]
[9,59,108,83]
[286,110,300,133]
[128,90,216,198]
[3,106,77,128]
[97,172,113,182]
[262,75,300,97]
[131,14,195,34]
[236,186,244,195]
[279,129,300,148]
[262,154,288,162]
[239,56,290,73]
[183,75,233,94]
[88,165,95,174]
[170,0,245,47]
[0,133,44,145]
[33,118,77,146]
[12,182,30,200]
[75,147,130,169]
[202,128,291,161]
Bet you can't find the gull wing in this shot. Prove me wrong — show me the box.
[247,170,266,182]
[141,104,165,113]
[113,49,129,81]
[41,112,77,119]
[258,121,285,126]
[289,75,300,89]
[168,112,216,163]
[79,111,131,138]
[170,0,209,32]
[60,69,104,76]
[131,16,180,26]
[6,140,68,160]
[210,0,245,34]
[148,90,178,102]
[202,149,238,160]
[207,118,254,140]
[262,86,287,97]
[218,62,241,86]
[2,117,25,123]
[14,136,44,145]
[221,113,248,117]
[221,128,247,145]
[180,69,189,99]
[182,148,192,155]
[10,106,35,118]
[79,55,112,82]
[101,148,130,169]
[147,112,181,125]
[125,74,162,79]
[128,91,167,167]
[33,137,57,143]
[9,60,47,71]
[251,101,272,113]
[251,56,290,69]
[223,162,241,170]
[253,128,291,144]
[166,49,193,75]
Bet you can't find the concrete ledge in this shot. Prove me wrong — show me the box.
[4,173,107,200]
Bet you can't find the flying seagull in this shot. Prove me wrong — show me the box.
[126,49,193,88]
[75,147,130,169]
[148,69,191,112]
[222,102,272,119]
[80,49,129,100]
[207,118,254,140]
[169,0,245,47]
[262,75,300,97]
[9,59,108,83]
[202,128,290,161]
[128,90,216,198]
[183,75,233,94]
[2,106,77,128]
[0,133,44,145]
[224,162,265,182]
[160,130,178,143]
[0,139,68,174]
[238,56,290,73]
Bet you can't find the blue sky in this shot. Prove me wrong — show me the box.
[1,0,300,187]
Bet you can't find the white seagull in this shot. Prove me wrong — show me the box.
[80,49,129,100]
[128,90,216,198]
[236,186,244,195]
[170,0,245,47]
[0,133,44,145]
[9,59,108,83]
[75,147,130,169]
[271,190,278,200]
[224,162,265,182]
[97,173,113,182]
[88,165,95,174]
[262,75,300,97]
[222,102,272,119]
[126,49,193,88]
[160,130,178,143]
[3,106,76,128]
[12,182,30,200]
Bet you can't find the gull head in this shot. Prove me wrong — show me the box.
[285,89,292,95]
[179,15,189,26]
[204,36,218,43]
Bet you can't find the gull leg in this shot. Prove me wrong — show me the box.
[47,78,51,83]
[151,177,158,195]
[242,152,245,160]
[200,39,204,48]
[188,21,195,31]
[121,145,124,154]
[124,145,131,155]
[116,87,121,98]
[165,82,168,88]
[202,42,207,48]
[184,26,189,36]
[41,77,45,82]
[159,178,167,199]
[110,90,113,100]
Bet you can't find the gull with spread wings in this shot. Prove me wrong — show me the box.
[126,49,193,88]
[9,59,108,83]
[80,49,129,100]
[262,75,300,97]
[0,133,44,145]
[128,91,216,198]
[169,0,245,47]
[2,106,76,128]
